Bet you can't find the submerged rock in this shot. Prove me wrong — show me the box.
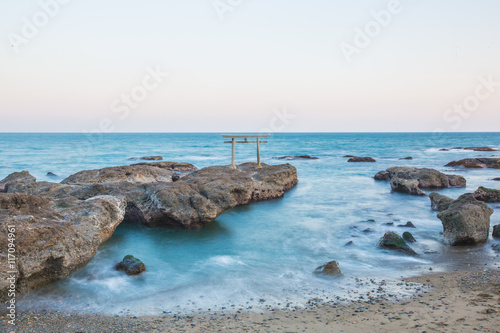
[314,261,342,276]
[474,187,500,203]
[344,241,354,246]
[437,193,494,245]
[47,172,58,177]
[115,255,146,275]
[374,167,466,196]
[398,221,416,228]
[378,232,417,256]
[343,155,356,158]
[445,158,500,169]
[403,232,416,242]
[348,157,376,162]
[493,225,500,238]
[429,193,455,212]
[399,156,413,160]
[275,155,319,160]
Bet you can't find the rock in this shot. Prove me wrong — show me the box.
[171,174,181,182]
[0,171,36,193]
[375,167,466,196]
[437,193,494,245]
[439,148,449,151]
[314,261,342,276]
[275,155,319,160]
[362,228,372,233]
[385,222,394,226]
[493,178,500,181]
[344,241,354,246]
[493,225,500,238]
[492,244,500,253]
[47,172,58,177]
[343,155,356,158]
[115,255,146,275]
[398,221,416,228]
[399,156,413,160]
[429,193,455,211]
[378,232,417,256]
[402,232,416,242]
[348,157,376,162]
[132,162,197,171]
[0,193,126,298]
[445,158,500,169]
[464,147,497,152]
[390,177,426,196]
[141,156,163,160]
[474,187,500,203]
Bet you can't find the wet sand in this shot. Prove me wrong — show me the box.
[3,263,499,333]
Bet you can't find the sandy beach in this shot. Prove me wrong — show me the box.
[4,262,499,333]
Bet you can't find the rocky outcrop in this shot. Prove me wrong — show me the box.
[314,261,342,276]
[429,193,455,211]
[0,192,126,296]
[115,255,146,275]
[275,155,319,160]
[0,162,297,298]
[348,157,376,162]
[474,187,500,203]
[445,158,500,169]
[378,232,417,256]
[436,193,494,245]
[374,167,466,196]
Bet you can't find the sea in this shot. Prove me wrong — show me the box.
[1,132,499,315]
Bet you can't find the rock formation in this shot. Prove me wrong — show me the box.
[429,193,455,211]
[436,193,494,245]
[445,158,500,169]
[474,187,500,203]
[115,255,146,275]
[374,167,466,196]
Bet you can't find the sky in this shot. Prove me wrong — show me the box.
[0,0,499,132]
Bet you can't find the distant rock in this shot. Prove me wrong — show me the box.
[348,157,376,162]
[384,222,394,226]
[402,231,416,242]
[344,241,354,246]
[439,148,450,151]
[464,147,497,152]
[378,232,417,256]
[47,172,58,177]
[343,155,356,158]
[115,255,146,275]
[445,158,500,169]
[362,228,372,233]
[492,225,500,238]
[493,178,500,181]
[474,187,500,203]
[429,193,455,212]
[314,261,342,276]
[275,155,319,160]
[374,167,466,196]
[437,193,494,245]
[141,156,163,160]
[398,221,416,228]
[399,156,413,160]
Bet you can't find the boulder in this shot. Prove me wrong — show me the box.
[493,225,500,238]
[348,157,376,162]
[445,158,500,169]
[378,232,417,256]
[402,232,416,242]
[375,167,466,196]
[0,193,126,297]
[390,177,426,196]
[474,187,500,203]
[437,193,494,245]
[275,155,319,160]
[429,193,455,211]
[115,255,146,275]
[314,261,342,276]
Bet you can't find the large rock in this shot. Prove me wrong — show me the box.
[378,232,417,256]
[314,261,342,276]
[445,158,500,169]
[115,255,146,275]
[429,193,455,211]
[493,225,500,238]
[374,167,466,196]
[0,193,126,297]
[474,187,500,203]
[437,193,494,245]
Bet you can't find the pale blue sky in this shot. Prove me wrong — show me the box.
[0,0,499,132]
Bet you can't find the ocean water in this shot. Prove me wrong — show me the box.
[1,132,500,315]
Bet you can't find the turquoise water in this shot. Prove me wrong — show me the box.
[1,133,499,315]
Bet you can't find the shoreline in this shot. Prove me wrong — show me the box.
[4,263,499,332]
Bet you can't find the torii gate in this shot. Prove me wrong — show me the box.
[222,134,270,168]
